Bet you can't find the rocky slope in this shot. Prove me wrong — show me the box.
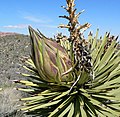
[0,34,30,84]
[0,34,31,117]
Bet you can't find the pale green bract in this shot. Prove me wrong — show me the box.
[28,26,73,84]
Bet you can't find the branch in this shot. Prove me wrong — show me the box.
[77,23,91,31]
[58,24,71,29]
[59,15,70,20]
[75,9,85,19]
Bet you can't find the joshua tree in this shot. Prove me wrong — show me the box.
[15,0,120,116]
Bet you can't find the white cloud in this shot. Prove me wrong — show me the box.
[24,16,47,23]
[39,24,57,28]
[3,24,28,29]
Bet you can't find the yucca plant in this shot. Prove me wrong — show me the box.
[15,0,120,116]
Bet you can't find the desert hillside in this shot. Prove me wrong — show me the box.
[0,33,30,84]
[0,33,31,117]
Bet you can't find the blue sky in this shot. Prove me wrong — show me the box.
[0,0,120,38]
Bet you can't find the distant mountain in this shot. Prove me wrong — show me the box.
[0,32,18,37]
